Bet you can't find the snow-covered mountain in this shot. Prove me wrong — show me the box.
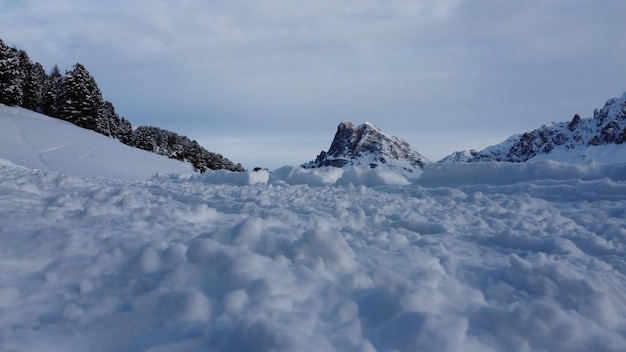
[302,121,430,178]
[440,91,626,163]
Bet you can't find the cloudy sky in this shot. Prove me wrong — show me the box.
[2,0,625,169]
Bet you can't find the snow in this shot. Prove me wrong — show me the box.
[531,144,626,164]
[418,160,626,186]
[0,104,193,179]
[1,106,626,351]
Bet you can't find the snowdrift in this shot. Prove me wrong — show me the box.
[154,165,413,187]
[159,168,270,185]
[2,158,626,351]
[418,160,626,186]
[156,161,626,188]
[268,165,411,187]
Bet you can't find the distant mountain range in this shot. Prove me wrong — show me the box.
[303,92,626,174]
[302,121,430,177]
[440,92,626,163]
[4,34,626,172]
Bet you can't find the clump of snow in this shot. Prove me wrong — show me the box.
[336,165,411,186]
[158,168,270,185]
[269,165,344,186]
[267,165,413,187]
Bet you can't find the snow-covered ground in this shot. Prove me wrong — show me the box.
[0,105,193,179]
[1,105,626,351]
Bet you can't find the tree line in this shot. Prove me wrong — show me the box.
[0,38,243,173]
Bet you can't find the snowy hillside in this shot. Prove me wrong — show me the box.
[440,92,626,163]
[303,121,430,180]
[2,106,626,351]
[0,104,194,179]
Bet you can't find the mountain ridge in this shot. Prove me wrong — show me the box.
[440,92,626,163]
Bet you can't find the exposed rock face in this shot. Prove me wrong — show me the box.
[303,121,430,175]
[440,92,626,163]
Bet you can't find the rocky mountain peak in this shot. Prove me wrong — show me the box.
[302,121,430,175]
[440,91,626,163]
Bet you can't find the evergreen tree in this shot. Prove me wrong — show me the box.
[42,65,64,117]
[97,100,120,137]
[133,125,156,151]
[59,63,105,130]
[0,39,23,106]
[184,140,207,172]
[19,50,46,111]
[130,125,244,172]
[116,117,134,145]
[166,132,186,160]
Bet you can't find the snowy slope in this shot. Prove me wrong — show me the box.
[1,106,626,351]
[0,104,194,179]
[440,92,626,163]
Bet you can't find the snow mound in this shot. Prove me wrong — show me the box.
[269,165,345,186]
[418,160,626,186]
[157,168,270,185]
[336,165,411,186]
[268,165,411,187]
[158,160,626,189]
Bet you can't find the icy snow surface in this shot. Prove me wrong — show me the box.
[2,106,626,351]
